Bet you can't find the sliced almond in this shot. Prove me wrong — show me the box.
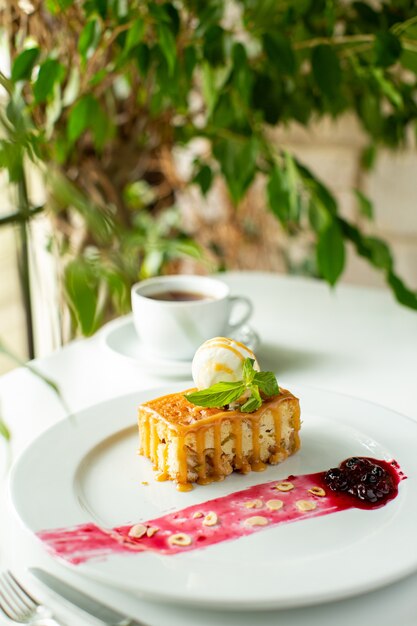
[203,511,218,527]
[266,499,284,511]
[168,532,192,547]
[296,499,317,512]
[274,481,294,492]
[308,486,326,497]
[243,499,263,509]
[192,511,204,519]
[245,515,269,527]
[146,526,159,537]
[128,523,147,539]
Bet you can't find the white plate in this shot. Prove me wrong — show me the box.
[9,384,417,610]
[100,315,260,378]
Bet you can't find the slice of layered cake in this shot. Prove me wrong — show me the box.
[137,337,301,491]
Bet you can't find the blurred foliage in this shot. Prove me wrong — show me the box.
[1,0,417,337]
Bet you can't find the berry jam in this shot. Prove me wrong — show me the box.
[37,457,405,564]
[324,457,399,507]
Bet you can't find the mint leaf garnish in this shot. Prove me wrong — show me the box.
[253,371,279,397]
[242,357,256,384]
[185,358,280,413]
[185,381,245,408]
[241,385,262,412]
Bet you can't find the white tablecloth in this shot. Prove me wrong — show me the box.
[1,271,416,626]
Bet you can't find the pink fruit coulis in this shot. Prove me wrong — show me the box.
[37,457,406,565]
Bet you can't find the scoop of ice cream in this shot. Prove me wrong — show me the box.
[192,337,260,390]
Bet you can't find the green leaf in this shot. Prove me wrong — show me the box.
[311,44,341,99]
[11,48,40,82]
[373,32,402,68]
[387,271,417,310]
[262,33,296,75]
[203,24,225,67]
[400,49,417,75]
[251,72,282,125]
[339,219,392,271]
[124,18,145,53]
[185,382,246,408]
[193,164,213,196]
[317,221,345,286]
[298,162,338,216]
[340,219,417,310]
[67,95,108,148]
[372,69,403,109]
[361,144,377,171]
[0,140,23,182]
[241,386,262,413]
[362,237,393,270]
[253,371,279,397]
[184,45,197,81]
[136,43,151,76]
[67,95,94,142]
[242,357,256,385]
[213,137,258,204]
[34,59,64,103]
[230,43,253,104]
[267,165,290,225]
[157,23,177,75]
[354,189,373,219]
[46,0,74,12]
[78,19,100,61]
[64,259,101,336]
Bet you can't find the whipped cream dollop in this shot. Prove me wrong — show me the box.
[192,337,260,390]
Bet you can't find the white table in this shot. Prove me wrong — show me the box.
[1,271,417,626]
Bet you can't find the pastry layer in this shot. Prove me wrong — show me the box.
[138,389,301,491]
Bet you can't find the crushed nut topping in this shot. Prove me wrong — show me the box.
[274,481,294,492]
[296,499,317,512]
[266,499,284,511]
[192,511,204,519]
[203,511,218,527]
[308,486,326,497]
[128,524,147,539]
[168,533,192,547]
[245,516,269,526]
[146,526,159,537]
[244,499,263,509]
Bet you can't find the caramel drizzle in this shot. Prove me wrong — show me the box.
[269,407,283,463]
[141,415,151,457]
[177,434,189,490]
[292,402,301,452]
[197,340,247,361]
[251,417,261,465]
[195,429,207,482]
[232,419,243,469]
[151,418,158,468]
[213,422,222,476]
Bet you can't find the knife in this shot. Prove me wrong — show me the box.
[29,567,149,626]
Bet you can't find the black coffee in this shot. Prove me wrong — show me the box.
[147,290,212,302]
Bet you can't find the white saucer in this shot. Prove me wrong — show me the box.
[100,315,260,378]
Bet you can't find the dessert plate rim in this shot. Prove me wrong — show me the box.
[8,383,417,609]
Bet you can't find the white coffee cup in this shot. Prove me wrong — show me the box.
[131,275,253,361]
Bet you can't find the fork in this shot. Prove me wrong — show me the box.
[0,571,63,625]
